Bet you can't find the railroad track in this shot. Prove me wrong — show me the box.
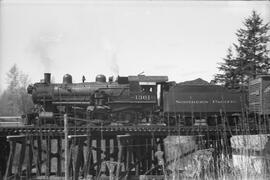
[0,125,269,136]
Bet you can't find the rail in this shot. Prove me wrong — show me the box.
[0,125,269,136]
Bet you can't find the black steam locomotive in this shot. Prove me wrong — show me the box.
[27,73,169,125]
[27,73,269,126]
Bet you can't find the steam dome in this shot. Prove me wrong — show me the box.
[63,74,72,84]
[96,74,106,83]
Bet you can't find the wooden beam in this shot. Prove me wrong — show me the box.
[17,140,26,177]
[146,138,152,172]
[105,138,110,175]
[67,138,74,177]
[135,138,141,176]
[45,136,51,177]
[26,137,33,178]
[104,161,119,180]
[57,137,62,176]
[6,135,25,142]
[113,138,118,162]
[116,138,122,179]
[36,137,42,176]
[141,138,147,174]
[68,135,88,140]
[74,138,84,180]
[116,134,132,178]
[4,141,16,180]
[96,137,101,176]
[125,140,131,178]
[83,136,92,178]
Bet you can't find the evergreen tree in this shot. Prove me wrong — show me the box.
[0,64,33,116]
[214,48,240,89]
[235,11,270,83]
[214,11,270,88]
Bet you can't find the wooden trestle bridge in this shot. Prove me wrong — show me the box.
[0,121,270,180]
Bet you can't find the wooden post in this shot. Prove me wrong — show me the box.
[104,161,118,180]
[83,136,92,178]
[159,136,166,172]
[68,139,74,177]
[57,137,62,176]
[36,137,42,176]
[45,136,51,177]
[116,137,123,178]
[74,138,84,180]
[105,138,110,175]
[152,138,158,175]
[136,137,141,175]
[141,138,147,173]
[96,136,101,176]
[125,140,131,177]
[146,138,152,172]
[68,135,87,180]
[4,141,16,180]
[134,137,139,176]
[113,138,118,162]
[227,135,233,160]
[17,140,26,178]
[116,134,132,178]
[26,136,33,178]
[3,136,26,179]
[71,137,77,180]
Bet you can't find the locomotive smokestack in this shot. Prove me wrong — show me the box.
[44,73,51,84]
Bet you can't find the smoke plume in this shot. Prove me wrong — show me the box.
[31,32,62,72]
[110,52,119,78]
[102,38,119,79]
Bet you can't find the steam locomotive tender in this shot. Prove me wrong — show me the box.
[163,83,245,126]
[27,73,168,125]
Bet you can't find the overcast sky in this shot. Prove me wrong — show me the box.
[0,0,269,92]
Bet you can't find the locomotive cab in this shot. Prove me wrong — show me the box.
[128,75,168,105]
[108,75,168,124]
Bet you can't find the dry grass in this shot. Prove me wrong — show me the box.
[164,134,270,180]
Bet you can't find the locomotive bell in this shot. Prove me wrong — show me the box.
[96,74,106,83]
[63,74,72,84]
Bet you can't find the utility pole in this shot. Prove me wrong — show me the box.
[64,114,68,180]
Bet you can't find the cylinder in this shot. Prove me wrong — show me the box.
[63,74,72,84]
[44,73,51,84]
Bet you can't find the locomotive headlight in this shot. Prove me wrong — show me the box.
[27,85,34,94]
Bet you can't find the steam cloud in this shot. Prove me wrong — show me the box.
[102,38,119,79]
[110,52,119,78]
[31,33,62,72]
